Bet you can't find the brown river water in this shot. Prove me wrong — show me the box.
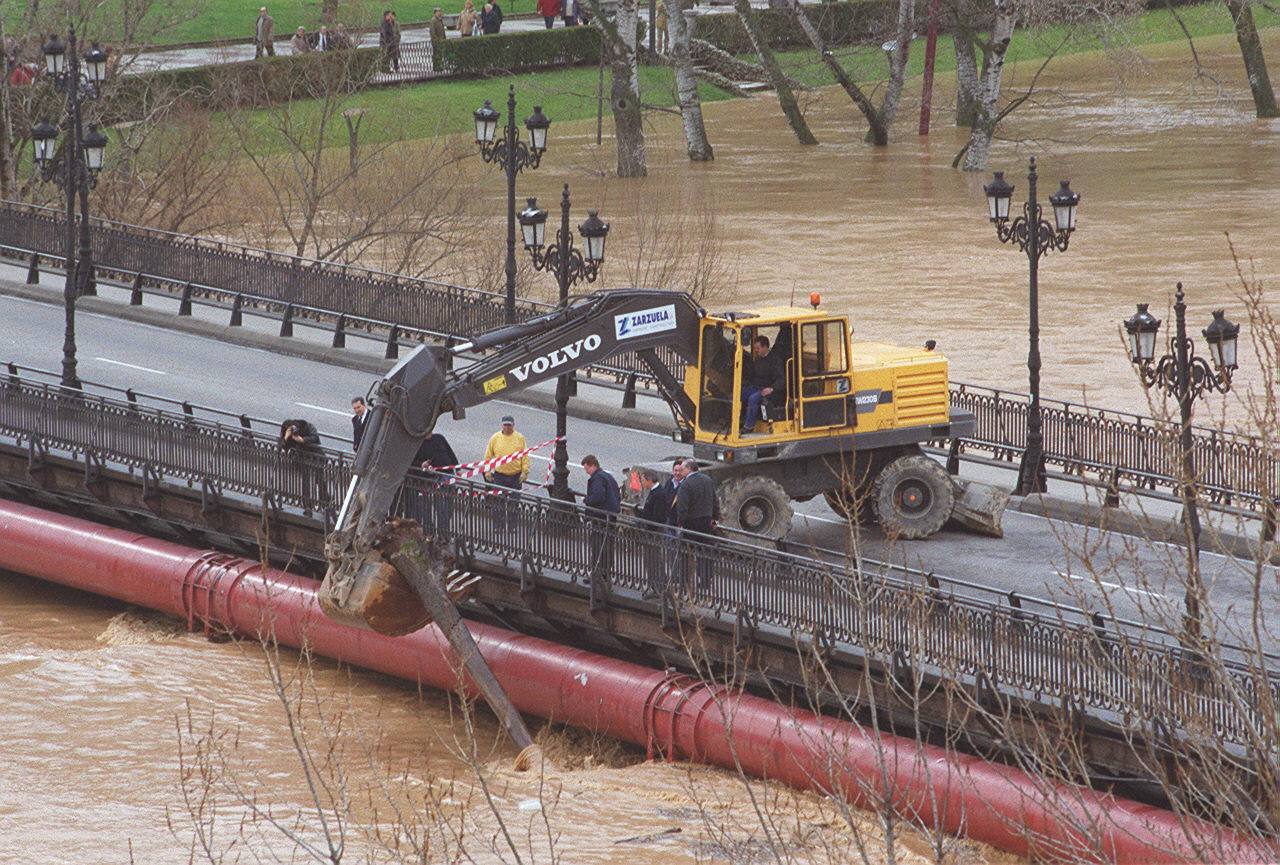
[512,32,1279,428]
[2,32,1275,863]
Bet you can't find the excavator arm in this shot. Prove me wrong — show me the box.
[320,289,703,634]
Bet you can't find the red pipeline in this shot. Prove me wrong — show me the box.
[0,499,1267,864]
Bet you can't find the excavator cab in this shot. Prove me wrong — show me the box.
[690,308,854,443]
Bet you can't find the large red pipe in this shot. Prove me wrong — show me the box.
[0,500,1266,863]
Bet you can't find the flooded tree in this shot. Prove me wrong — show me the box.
[583,0,648,177]
[786,0,888,145]
[663,0,714,162]
[960,0,1015,171]
[1223,0,1278,118]
[734,0,817,145]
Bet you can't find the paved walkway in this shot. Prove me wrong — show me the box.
[125,0,804,75]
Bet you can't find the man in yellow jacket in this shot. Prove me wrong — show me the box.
[484,416,529,543]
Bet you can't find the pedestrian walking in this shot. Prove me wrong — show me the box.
[316,25,332,51]
[411,432,458,535]
[636,468,672,599]
[484,414,528,539]
[380,10,401,71]
[537,0,561,29]
[254,6,276,57]
[459,0,478,36]
[479,2,503,34]
[279,418,325,506]
[350,396,369,450]
[581,455,621,585]
[430,7,447,70]
[290,26,312,53]
[674,459,718,590]
[562,0,578,26]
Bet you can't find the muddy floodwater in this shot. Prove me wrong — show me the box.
[512,32,1278,428]
[3,30,1276,863]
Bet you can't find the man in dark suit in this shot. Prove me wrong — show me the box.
[350,397,369,450]
[411,432,458,534]
[674,459,718,589]
[636,468,671,599]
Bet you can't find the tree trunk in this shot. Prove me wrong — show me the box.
[1224,0,1278,118]
[0,19,15,200]
[321,0,339,25]
[787,0,886,144]
[961,1,1015,172]
[734,0,817,145]
[873,0,915,140]
[666,0,713,160]
[586,0,648,177]
[953,30,979,127]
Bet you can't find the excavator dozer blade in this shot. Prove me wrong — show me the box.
[947,478,1010,539]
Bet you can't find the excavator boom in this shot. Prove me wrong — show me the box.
[320,289,703,633]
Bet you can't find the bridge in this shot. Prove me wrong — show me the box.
[1,200,1278,801]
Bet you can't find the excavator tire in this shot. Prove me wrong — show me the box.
[718,475,794,540]
[823,488,876,526]
[872,453,954,540]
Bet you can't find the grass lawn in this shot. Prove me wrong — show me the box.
[770,1,1280,88]
[226,64,735,152]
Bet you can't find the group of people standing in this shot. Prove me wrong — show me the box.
[344,399,722,600]
[253,6,355,57]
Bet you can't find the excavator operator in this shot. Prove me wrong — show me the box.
[741,335,786,433]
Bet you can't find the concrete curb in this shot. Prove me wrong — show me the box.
[1016,493,1280,565]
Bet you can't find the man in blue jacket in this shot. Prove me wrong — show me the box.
[581,454,620,583]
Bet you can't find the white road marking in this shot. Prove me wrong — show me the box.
[1057,571,1168,600]
[295,402,350,417]
[92,357,166,375]
[491,398,672,439]
[797,513,845,526]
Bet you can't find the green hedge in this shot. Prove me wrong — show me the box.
[439,26,603,77]
[114,48,380,116]
[690,0,898,54]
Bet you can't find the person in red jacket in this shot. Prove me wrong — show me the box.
[537,0,561,29]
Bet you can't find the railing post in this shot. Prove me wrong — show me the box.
[385,324,399,360]
[946,439,961,475]
[1104,467,1121,509]
[621,373,637,409]
[280,304,295,338]
[229,294,244,327]
[332,314,346,349]
[129,272,144,305]
[81,264,97,297]
[26,253,39,284]
[178,282,193,316]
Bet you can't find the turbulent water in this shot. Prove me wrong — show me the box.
[3,30,1276,863]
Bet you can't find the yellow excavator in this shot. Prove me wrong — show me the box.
[320,288,994,638]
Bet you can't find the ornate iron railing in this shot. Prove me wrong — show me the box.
[1,373,1277,749]
[1,201,1275,517]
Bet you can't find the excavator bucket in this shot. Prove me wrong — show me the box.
[319,518,473,636]
[947,478,1010,539]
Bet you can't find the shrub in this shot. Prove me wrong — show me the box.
[115,48,380,116]
[438,26,603,77]
[689,0,897,54]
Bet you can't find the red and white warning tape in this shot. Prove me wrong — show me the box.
[422,436,564,495]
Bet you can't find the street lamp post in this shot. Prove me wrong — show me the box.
[1123,283,1240,647]
[983,156,1080,496]
[474,86,550,324]
[31,29,110,390]
[518,183,609,500]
